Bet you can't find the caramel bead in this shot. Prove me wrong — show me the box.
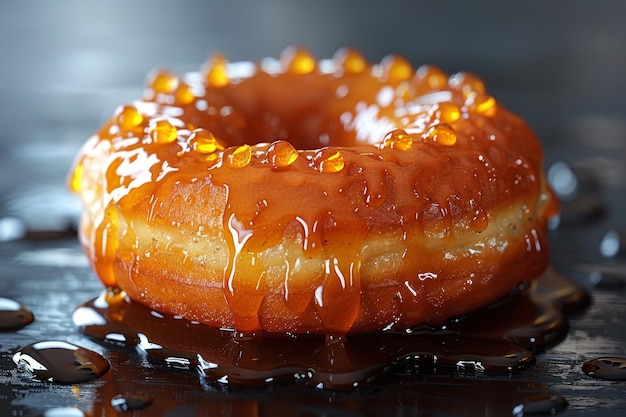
[333,48,366,74]
[448,72,486,97]
[436,102,461,124]
[224,144,252,168]
[280,46,316,74]
[314,148,345,173]
[266,140,299,168]
[380,55,413,82]
[147,70,179,95]
[382,129,413,151]
[416,65,448,89]
[174,83,195,105]
[115,105,144,133]
[188,128,224,154]
[70,162,83,192]
[426,123,457,146]
[204,53,229,87]
[469,94,497,117]
[149,119,177,143]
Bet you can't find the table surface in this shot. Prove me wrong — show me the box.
[1,2,626,416]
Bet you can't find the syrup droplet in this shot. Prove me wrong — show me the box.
[115,105,144,133]
[470,202,489,232]
[280,46,316,74]
[333,48,366,74]
[379,54,413,82]
[173,82,195,105]
[582,357,626,380]
[266,140,298,168]
[436,101,461,124]
[111,393,154,412]
[149,119,177,143]
[314,147,345,173]
[448,71,486,97]
[416,65,448,89]
[224,144,252,168]
[146,70,178,95]
[382,129,413,151]
[69,162,84,193]
[469,94,497,117]
[0,297,34,330]
[12,341,110,383]
[204,53,229,87]
[188,128,224,154]
[426,123,457,146]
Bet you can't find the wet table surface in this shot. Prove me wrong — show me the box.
[2,2,626,416]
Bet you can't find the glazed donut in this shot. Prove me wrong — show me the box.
[70,47,558,334]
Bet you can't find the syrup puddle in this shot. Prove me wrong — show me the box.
[72,267,588,390]
[582,357,626,380]
[0,297,34,330]
[12,340,110,383]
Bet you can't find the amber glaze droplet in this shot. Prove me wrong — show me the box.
[188,128,224,154]
[382,129,413,151]
[224,144,252,168]
[115,105,144,133]
[204,53,229,87]
[448,71,486,97]
[173,83,195,105]
[12,340,110,383]
[416,65,448,89]
[280,46,316,74]
[149,119,177,143]
[470,205,489,233]
[0,297,34,330]
[426,123,457,146]
[265,140,299,168]
[314,147,345,173]
[379,54,413,82]
[436,102,461,124]
[70,162,83,193]
[146,70,179,95]
[469,94,497,117]
[332,48,366,74]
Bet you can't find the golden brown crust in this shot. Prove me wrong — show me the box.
[70,47,558,334]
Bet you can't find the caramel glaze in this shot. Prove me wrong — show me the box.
[69,47,558,334]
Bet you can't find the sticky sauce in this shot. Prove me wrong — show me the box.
[12,340,110,383]
[582,357,626,381]
[0,297,34,330]
[73,268,588,390]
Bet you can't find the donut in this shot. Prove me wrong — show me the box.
[69,47,559,335]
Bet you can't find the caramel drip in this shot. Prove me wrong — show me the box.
[70,47,555,334]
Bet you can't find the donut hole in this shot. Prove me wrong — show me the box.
[196,72,394,150]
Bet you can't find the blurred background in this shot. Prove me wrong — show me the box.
[0,0,625,234]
